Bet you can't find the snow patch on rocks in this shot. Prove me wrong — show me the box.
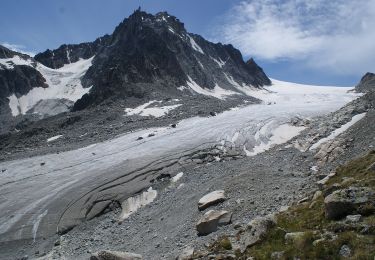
[187,35,204,54]
[211,57,226,68]
[172,172,184,183]
[186,76,238,100]
[0,56,35,69]
[47,135,63,142]
[8,57,93,116]
[125,100,181,118]
[309,113,366,150]
[245,123,306,156]
[119,187,157,222]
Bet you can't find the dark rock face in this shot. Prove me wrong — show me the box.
[355,72,375,93]
[246,58,272,86]
[0,45,48,133]
[0,45,47,101]
[71,10,271,110]
[0,64,47,99]
[0,45,29,60]
[324,187,375,220]
[34,35,111,69]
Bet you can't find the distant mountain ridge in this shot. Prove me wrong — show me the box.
[0,9,271,133]
[34,35,111,69]
[34,9,271,110]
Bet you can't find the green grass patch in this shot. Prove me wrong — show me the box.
[243,151,375,259]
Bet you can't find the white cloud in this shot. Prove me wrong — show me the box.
[1,42,35,57]
[217,0,375,75]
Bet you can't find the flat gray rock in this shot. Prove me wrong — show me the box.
[198,190,226,210]
[177,246,195,260]
[196,210,232,235]
[90,250,143,260]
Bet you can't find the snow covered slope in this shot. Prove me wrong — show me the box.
[0,55,35,69]
[0,79,361,244]
[7,57,93,116]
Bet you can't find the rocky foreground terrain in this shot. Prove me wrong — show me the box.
[0,74,371,260]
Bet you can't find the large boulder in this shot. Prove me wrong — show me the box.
[196,210,232,235]
[198,190,226,210]
[90,250,143,260]
[235,214,276,253]
[324,187,375,220]
[314,139,345,166]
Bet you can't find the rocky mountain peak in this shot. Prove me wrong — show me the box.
[72,10,272,110]
[0,45,31,60]
[3,10,271,115]
[355,72,375,93]
[110,9,187,47]
[0,45,15,59]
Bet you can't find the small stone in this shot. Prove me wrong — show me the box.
[271,251,284,259]
[345,214,362,223]
[309,201,317,209]
[54,239,61,246]
[339,244,351,258]
[341,177,355,186]
[233,222,242,229]
[285,232,306,244]
[298,197,309,204]
[90,250,142,260]
[279,206,289,212]
[177,246,195,260]
[312,190,322,201]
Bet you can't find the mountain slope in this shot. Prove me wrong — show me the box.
[34,35,111,69]
[0,45,47,107]
[356,72,375,93]
[73,10,270,110]
[0,9,270,136]
[0,46,93,116]
[31,10,270,111]
[0,77,364,259]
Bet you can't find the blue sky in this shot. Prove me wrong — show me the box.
[1,0,374,86]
